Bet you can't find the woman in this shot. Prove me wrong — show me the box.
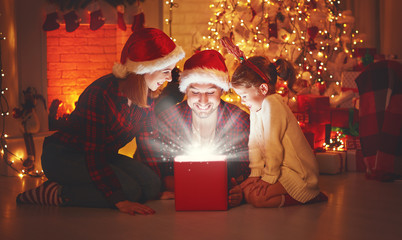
[17,28,185,215]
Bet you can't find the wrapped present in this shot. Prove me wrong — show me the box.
[309,109,331,124]
[293,111,309,124]
[353,48,376,71]
[302,123,329,150]
[345,136,361,150]
[341,71,361,93]
[330,108,359,138]
[297,95,331,124]
[346,149,366,172]
[316,151,346,174]
[303,131,315,150]
[297,94,330,112]
[330,108,359,129]
[330,90,358,108]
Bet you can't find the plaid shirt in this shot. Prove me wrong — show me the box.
[49,74,154,204]
[137,100,250,183]
[356,60,402,179]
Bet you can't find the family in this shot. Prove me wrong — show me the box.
[17,27,327,215]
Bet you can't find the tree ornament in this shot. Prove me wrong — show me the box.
[307,26,319,50]
[63,10,81,32]
[117,5,126,31]
[268,20,278,39]
[42,12,60,31]
[131,12,145,32]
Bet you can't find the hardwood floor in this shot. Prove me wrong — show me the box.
[1,173,401,240]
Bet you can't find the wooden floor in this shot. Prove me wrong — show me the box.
[1,172,402,240]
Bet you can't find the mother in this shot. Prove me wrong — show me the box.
[17,28,185,215]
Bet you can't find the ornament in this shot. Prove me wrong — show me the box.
[268,21,278,39]
[63,10,80,32]
[42,12,60,31]
[307,26,319,50]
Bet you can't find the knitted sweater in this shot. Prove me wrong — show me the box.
[248,94,320,203]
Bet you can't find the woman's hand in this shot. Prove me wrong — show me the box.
[115,200,155,215]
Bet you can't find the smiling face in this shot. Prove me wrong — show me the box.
[144,64,176,91]
[186,83,223,118]
[233,84,268,112]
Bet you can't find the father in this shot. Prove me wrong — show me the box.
[136,50,250,207]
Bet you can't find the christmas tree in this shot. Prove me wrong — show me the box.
[195,0,365,97]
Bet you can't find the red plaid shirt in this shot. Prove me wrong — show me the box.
[137,100,250,182]
[49,74,154,204]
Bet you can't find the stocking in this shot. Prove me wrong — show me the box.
[64,11,80,32]
[90,9,105,30]
[131,12,145,32]
[42,12,60,31]
[117,5,127,31]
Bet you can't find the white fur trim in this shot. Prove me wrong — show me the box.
[179,67,229,92]
[112,46,185,78]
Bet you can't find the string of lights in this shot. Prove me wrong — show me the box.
[0,28,43,178]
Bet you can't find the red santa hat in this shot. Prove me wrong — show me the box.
[179,50,229,92]
[113,28,185,78]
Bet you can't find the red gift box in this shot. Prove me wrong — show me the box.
[297,94,330,112]
[330,108,359,129]
[297,95,330,124]
[174,155,228,211]
[302,123,328,150]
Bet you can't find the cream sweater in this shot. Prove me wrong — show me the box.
[248,94,320,203]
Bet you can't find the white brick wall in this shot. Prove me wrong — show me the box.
[163,0,213,68]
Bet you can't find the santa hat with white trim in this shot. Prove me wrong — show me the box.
[112,28,185,78]
[179,50,229,92]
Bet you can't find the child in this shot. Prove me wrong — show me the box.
[230,56,327,208]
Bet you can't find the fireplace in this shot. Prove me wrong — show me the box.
[46,24,132,116]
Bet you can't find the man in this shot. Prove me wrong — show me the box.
[137,50,250,207]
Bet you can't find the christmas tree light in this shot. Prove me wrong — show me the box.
[195,0,364,98]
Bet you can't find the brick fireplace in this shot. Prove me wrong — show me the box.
[46,24,132,115]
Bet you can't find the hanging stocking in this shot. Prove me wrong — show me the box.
[131,12,145,32]
[64,10,80,32]
[117,5,126,31]
[90,9,105,30]
[42,12,60,31]
[88,1,105,31]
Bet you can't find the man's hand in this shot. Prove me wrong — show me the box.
[115,200,155,215]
